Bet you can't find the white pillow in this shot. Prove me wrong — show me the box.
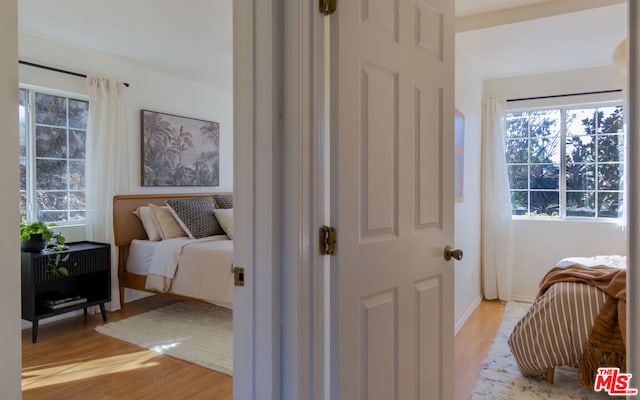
[133,206,162,241]
[149,204,187,240]
[214,209,234,239]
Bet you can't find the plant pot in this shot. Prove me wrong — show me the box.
[21,234,46,253]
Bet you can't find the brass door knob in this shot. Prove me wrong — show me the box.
[444,245,463,261]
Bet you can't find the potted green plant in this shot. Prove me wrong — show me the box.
[20,218,70,276]
[20,218,67,253]
[20,218,54,253]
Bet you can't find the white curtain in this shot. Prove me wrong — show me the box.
[86,77,130,311]
[481,98,513,301]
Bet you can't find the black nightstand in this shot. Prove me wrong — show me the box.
[21,241,111,343]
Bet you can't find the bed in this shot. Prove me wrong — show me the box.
[508,255,627,387]
[113,193,234,309]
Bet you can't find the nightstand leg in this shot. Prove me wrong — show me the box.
[99,303,107,321]
[83,308,88,319]
[32,320,39,343]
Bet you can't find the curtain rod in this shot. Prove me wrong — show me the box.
[19,60,130,87]
[506,89,622,103]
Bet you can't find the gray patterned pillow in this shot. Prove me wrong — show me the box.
[166,197,224,239]
[212,193,233,209]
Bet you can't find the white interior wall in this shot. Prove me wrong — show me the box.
[19,32,234,304]
[453,39,483,333]
[511,219,626,301]
[19,32,234,198]
[0,0,22,398]
[485,66,628,301]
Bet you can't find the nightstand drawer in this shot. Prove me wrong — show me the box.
[28,243,110,283]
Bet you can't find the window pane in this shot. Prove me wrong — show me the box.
[19,191,27,218]
[567,108,596,136]
[598,192,623,218]
[35,126,68,158]
[598,106,624,134]
[506,112,528,138]
[529,110,560,137]
[566,192,595,217]
[69,130,86,159]
[566,135,595,163]
[69,161,85,190]
[19,158,26,191]
[566,163,595,191]
[23,89,88,224]
[505,139,528,163]
[510,191,528,215]
[36,159,67,190]
[69,99,89,129]
[530,164,559,189]
[70,211,86,221]
[35,93,66,126]
[530,136,560,164]
[598,164,623,190]
[530,191,559,216]
[507,165,528,189]
[597,134,624,162]
[37,191,68,210]
[38,211,67,223]
[69,191,85,210]
[506,103,624,220]
[19,89,27,158]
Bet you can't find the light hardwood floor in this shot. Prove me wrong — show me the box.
[22,297,503,400]
[455,300,505,400]
[22,296,232,400]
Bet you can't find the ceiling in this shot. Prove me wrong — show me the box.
[18,1,625,90]
[457,3,627,80]
[456,0,550,16]
[19,0,233,91]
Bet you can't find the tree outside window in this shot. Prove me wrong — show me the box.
[20,88,88,223]
[505,103,624,219]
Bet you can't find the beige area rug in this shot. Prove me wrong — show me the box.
[96,301,232,375]
[471,302,609,399]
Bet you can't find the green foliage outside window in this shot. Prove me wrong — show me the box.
[506,104,624,219]
[20,89,88,223]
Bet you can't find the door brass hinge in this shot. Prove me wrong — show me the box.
[233,266,245,287]
[319,0,336,15]
[319,225,337,256]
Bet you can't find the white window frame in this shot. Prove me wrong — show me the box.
[19,85,89,226]
[506,99,625,222]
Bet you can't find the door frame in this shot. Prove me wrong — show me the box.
[281,1,330,399]
[232,1,282,399]
[233,1,326,399]
[628,1,639,379]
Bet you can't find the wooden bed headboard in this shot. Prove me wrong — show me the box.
[112,192,232,247]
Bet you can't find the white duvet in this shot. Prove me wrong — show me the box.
[127,235,234,308]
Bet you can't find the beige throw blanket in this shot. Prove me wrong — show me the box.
[537,265,627,387]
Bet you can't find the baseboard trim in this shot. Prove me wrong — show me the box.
[455,295,482,336]
[510,295,535,303]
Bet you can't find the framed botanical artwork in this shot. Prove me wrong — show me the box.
[454,108,465,203]
[141,110,220,186]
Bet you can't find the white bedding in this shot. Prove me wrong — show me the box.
[126,236,234,308]
[555,255,627,269]
[125,239,157,275]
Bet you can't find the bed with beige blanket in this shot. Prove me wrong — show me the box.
[113,193,234,309]
[508,256,627,386]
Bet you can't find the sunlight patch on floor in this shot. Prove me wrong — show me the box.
[150,341,182,353]
[22,350,160,390]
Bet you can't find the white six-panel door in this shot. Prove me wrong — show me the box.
[331,0,455,398]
